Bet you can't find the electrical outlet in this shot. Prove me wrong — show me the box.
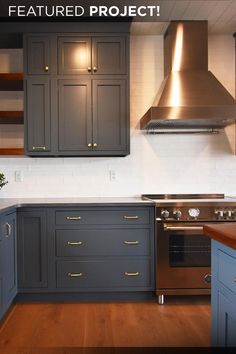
[15,170,23,182]
[109,170,117,181]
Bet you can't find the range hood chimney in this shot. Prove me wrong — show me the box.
[140,21,236,132]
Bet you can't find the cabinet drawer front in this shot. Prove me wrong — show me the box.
[218,250,236,294]
[56,229,150,257]
[55,209,150,225]
[56,259,151,289]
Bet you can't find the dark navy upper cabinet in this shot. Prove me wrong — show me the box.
[25,78,51,154]
[58,36,126,75]
[0,212,17,321]
[25,35,51,75]
[211,240,236,347]
[24,29,130,157]
[92,37,126,75]
[58,36,92,75]
[93,80,127,153]
[58,79,92,152]
[17,210,48,290]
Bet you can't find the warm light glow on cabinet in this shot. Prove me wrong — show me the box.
[74,45,88,68]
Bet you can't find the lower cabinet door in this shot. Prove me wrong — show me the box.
[56,259,152,290]
[17,211,48,289]
[3,213,17,307]
[217,292,236,347]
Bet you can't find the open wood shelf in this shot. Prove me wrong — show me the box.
[0,111,24,124]
[0,73,23,91]
[0,148,24,156]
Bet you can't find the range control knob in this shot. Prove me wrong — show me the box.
[161,210,170,219]
[215,209,224,218]
[225,210,232,218]
[173,210,182,220]
[188,208,200,218]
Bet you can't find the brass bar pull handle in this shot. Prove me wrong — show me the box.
[44,65,49,72]
[124,216,139,220]
[32,146,46,150]
[67,273,83,277]
[164,225,203,231]
[67,241,83,246]
[5,222,11,237]
[124,241,139,245]
[124,272,140,276]
[66,216,82,221]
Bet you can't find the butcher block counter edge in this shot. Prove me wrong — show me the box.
[204,223,236,250]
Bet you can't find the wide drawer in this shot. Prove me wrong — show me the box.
[55,209,150,226]
[56,228,151,257]
[218,250,236,294]
[56,259,151,289]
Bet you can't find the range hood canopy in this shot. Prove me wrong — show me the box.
[140,21,236,131]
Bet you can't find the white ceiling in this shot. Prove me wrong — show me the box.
[131,0,236,35]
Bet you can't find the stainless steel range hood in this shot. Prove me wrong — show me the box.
[140,21,236,132]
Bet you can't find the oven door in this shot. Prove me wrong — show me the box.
[156,222,212,293]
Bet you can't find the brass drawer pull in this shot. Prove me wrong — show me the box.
[93,66,97,72]
[67,272,83,277]
[124,241,139,245]
[66,216,81,221]
[44,65,49,72]
[124,216,139,220]
[124,272,140,276]
[87,66,92,72]
[67,241,83,246]
[32,146,46,150]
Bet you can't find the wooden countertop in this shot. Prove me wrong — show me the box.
[204,223,236,250]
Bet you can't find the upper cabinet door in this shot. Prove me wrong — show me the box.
[26,36,51,75]
[58,80,92,152]
[93,80,128,153]
[92,37,126,75]
[26,78,51,154]
[58,37,92,75]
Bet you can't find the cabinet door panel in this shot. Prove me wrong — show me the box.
[92,37,126,74]
[218,292,236,347]
[4,213,17,305]
[93,80,127,151]
[58,37,91,75]
[26,79,51,153]
[18,211,48,289]
[26,36,50,75]
[58,80,92,152]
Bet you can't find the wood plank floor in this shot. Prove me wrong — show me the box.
[0,296,211,354]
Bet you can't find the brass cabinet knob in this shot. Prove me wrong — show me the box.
[93,143,97,148]
[88,143,92,148]
[93,66,97,72]
[87,67,92,72]
[44,66,49,72]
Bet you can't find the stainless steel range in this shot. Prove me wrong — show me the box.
[142,194,236,304]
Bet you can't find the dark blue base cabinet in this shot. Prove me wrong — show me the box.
[16,206,155,300]
[211,240,236,347]
[0,211,17,320]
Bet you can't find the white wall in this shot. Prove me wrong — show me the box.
[0,35,235,198]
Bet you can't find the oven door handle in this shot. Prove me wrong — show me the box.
[163,225,203,231]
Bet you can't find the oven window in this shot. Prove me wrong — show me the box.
[169,235,211,267]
